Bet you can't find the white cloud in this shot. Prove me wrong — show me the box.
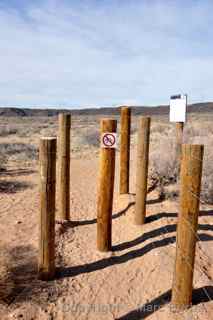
[0,0,213,107]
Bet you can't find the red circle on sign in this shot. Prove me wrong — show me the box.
[102,133,115,147]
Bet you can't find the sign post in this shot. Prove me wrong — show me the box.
[135,117,151,225]
[58,113,71,221]
[97,119,117,252]
[120,107,131,194]
[172,144,204,310]
[169,94,187,162]
[38,137,56,281]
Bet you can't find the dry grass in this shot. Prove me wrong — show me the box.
[148,117,213,204]
[184,121,213,203]
[0,126,18,137]
[1,113,213,203]
[0,143,37,159]
[0,154,7,171]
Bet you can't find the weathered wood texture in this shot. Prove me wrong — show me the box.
[97,119,117,252]
[58,113,71,220]
[135,117,151,225]
[172,144,204,309]
[38,137,56,281]
[120,107,131,194]
[175,122,184,162]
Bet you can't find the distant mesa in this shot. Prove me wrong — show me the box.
[0,102,213,117]
[0,107,27,117]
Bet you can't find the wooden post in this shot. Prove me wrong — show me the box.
[58,113,71,221]
[172,144,204,310]
[38,137,56,281]
[175,122,184,162]
[120,107,131,194]
[135,117,151,225]
[97,119,117,252]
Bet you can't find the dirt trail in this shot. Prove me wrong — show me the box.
[0,155,212,320]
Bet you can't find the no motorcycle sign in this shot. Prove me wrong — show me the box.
[101,133,117,148]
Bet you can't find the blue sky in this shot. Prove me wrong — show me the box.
[0,0,213,108]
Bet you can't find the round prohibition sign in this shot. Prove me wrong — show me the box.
[102,133,116,147]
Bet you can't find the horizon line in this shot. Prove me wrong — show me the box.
[0,100,213,111]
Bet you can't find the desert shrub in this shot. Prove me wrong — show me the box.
[0,125,41,138]
[149,122,213,204]
[188,135,213,204]
[149,134,178,198]
[83,130,99,147]
[0,126,18,137]
[184,121,213,139]
[72,129,99,150]
[40,126,57,137]
[130,121,137,135]
[151,122,171,134]
[0,154,7,171]
[16,125,46,137]
[201,158,213,204]
[0,143,38,161]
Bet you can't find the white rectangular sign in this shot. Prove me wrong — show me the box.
[169,94,187,122]
[101,133,117,148]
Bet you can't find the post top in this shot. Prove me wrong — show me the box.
[139,116,151,120]
[182,143,204,148]
[101,118,117,122]
[41,136,57,140]
[120,106,131,109]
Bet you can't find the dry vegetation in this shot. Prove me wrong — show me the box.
[0,113,213,203]
[0,111,213,319]
[147,115,213,203]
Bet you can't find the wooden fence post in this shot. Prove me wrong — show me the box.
[97,119,117,252]
[175,122,184,162]
[38,137,56,281]
[58,113,71,221]
[135,117,151,225]
[120,106,131,194]
[172,144,204,310]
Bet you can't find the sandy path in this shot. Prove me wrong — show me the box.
[0,155,212,319]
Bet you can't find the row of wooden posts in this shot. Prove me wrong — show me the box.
[38,107,203,311]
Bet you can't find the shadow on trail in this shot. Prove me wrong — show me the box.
[146,210,213,223]
[0,169,36,177]
[0,245,59,306]
[116,289,171,320]
[115,286,213,320]
[113,223,213,252]
[0,180,33,193]
[200,209,213,217]
[56,236,176,279]
[146,212,177,223]
[56,231,212,279]
[70,202,135,227]
[146,197,164,205]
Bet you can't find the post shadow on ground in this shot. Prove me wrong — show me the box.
[56,232,212,279]
[113,223,213,252]
[146,210,213,223]
[0,169,36,177]
[65,195,170,228]
[200,209,213,217]
[0,245,58,306]
[128,192,163,205]
[146,197,164,205]
[146,212,177,223]
[68,201,135,227]
[115,286,213,320]
[0,180,34,193]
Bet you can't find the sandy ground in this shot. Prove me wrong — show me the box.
[0,152,212,320]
